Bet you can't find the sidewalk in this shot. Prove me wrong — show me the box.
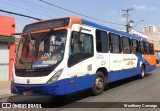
[0,81,11,95]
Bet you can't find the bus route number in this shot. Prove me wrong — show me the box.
[41,53,51,58]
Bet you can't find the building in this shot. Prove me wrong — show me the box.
[143,25,160,51]
[0,15,15,81]
[156,26,160,32]
[143,25,156,34]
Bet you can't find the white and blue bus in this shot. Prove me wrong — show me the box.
[11,17,156,96]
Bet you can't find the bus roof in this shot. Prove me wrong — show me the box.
[22,16,148,42]
[81,19,147,42]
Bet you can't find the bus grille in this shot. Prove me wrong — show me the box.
[16,86,43,95]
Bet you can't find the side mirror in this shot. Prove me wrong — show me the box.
[10,33,22,36]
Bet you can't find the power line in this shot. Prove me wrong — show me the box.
[9,0,53,18]
[39,0,124,26]
[1,1,52,18]
[129,20,144,32]
[11,0,68,17]
[0,9,42,21]
[0,11,34,23]
[20,0,70,17]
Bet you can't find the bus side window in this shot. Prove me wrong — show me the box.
[122,36,131,54]
[96,30,108,53]
[132,39,139,54]
[149,44,154,55]
[109,33,121,53]
[145,42,150,54]
[140,41,145,54]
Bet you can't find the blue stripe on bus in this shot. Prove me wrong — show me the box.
[108,68,141,83]
[146,64,156,72]
[11,64,155,96]
[108,64,156,83]
[11,74,95,96]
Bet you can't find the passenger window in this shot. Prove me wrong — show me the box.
[132,39,139,54]
[140,41,145,54]
[122,37,131,54]
[145,42,150,54]
[109,33,121,53]
[149,44,154,55]
[96,30,108,53]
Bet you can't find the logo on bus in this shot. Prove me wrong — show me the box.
[27,79,30,84]
[126,61,134,65]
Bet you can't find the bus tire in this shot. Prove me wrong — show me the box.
[91,71,105,96]
[139,66,146,79]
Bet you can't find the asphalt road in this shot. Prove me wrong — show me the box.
[1,65,160,111]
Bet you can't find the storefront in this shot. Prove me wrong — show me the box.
[0,15,15,81]
[0,35,15,81]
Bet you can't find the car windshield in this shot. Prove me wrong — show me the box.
[15,29,67,69]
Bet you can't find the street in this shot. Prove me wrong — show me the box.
[0,65,160,111]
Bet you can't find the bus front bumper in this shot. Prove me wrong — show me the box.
[11,80,69,96]
[11,75,94,96]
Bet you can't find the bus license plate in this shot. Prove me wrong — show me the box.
[23,91,32,96]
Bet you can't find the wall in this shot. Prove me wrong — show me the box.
[0,15,15,36]
[0,15,15,81]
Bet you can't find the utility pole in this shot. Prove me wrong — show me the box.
[122,8,133,33]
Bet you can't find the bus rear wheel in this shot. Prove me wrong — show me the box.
[91,71,105,96]
[139,66,146,79]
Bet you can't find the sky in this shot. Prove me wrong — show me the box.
[0,0,160,33]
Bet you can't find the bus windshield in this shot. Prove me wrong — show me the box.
[15,29,67,69]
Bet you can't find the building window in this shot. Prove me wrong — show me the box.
[96,30,108,53]
[109,33,121,53]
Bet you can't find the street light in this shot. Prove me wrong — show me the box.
[129,20,144,32]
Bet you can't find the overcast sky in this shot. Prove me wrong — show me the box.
[0,0,159,33]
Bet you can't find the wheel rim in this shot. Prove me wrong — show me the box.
[141,69,145,77]
[95,77,104,90]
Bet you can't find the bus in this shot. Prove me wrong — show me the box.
[11,16,156,96]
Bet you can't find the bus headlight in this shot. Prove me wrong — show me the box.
[47,69,63,83]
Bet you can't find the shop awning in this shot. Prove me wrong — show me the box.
[0,35,15,43]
